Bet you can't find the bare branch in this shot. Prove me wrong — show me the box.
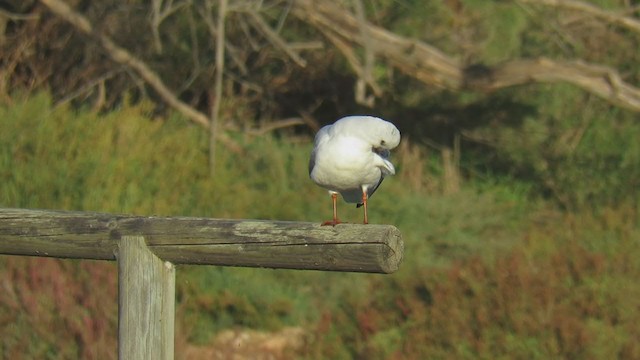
[318,27,381,97]
[210,0,227,174]
[287,41,324,50]
[0,8,40,20]
[238,14,262,51]
[245,9,307,67]
[150,0,163,53]
[39,0,92,33]
[297,99,324,133]
[177,2,203,93]
[519,0,640,34]
[353,0,378,107]
[151,0,189,53]
[291,0,462,89]
[247,117,306,136]
[273,0,292,33]
[196,3,248,75]
[291,0,640,113]
[39,0,209,127]
[484,58,640,111]
[55,68,124,108]
[39,0,243,153]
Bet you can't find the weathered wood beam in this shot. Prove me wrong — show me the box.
[0,208,403,274]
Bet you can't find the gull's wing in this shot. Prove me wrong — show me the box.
[308,147,317,176]
[308,125,332,176]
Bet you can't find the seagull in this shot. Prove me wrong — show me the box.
[309,116,401,226]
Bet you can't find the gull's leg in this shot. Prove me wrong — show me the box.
[322,192,341,226]
[361,189,369,224]
[332,192,339,223]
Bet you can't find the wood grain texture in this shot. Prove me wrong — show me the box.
[118,236,175,360]
[0,208,403,273]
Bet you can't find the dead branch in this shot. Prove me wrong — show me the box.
[0,8,40,20]
[151,0,188,54]
[291,0,463,89]
[291,0,640,113]
[353,0,378,107]
[318,28,369,86]
[484,58,640,111]
[196,3,248,75]
[247,117,306,136]
[38,0,242,153]
[245,9,307,67]
[177,4,203,93]
[39,0,209,127]
[297,99,324,132]
[209,0,227,174]
[519,0,640,34]
[55,68,123,108]
[287,41,325,50]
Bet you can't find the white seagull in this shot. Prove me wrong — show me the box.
[309,116,401,226]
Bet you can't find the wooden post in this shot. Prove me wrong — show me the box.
[117,235,175,360]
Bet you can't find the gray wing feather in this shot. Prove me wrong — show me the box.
[308,148,316,175]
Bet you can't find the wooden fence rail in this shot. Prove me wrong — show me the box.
[0,208,404,359]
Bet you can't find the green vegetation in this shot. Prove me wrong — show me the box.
[1,0,640,358]
[1,93,639,359]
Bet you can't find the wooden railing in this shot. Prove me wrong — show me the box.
[0,208,404,359]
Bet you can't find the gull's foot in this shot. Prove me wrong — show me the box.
[321,219,343,226]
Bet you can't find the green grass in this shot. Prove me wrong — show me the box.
[1,93,639,358]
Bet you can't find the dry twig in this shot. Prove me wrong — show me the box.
[150,0,189,53]
[245,9,307,67]
[247,118,306,136]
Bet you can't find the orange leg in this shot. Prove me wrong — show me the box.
[361,190,369,224]
[322,193,342,226]
[332,193,339,223]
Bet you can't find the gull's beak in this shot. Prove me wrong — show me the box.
[381,159,395,175]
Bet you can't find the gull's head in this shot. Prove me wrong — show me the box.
[333,115,401,150]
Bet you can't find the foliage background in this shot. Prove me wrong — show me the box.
[1,0,640,359]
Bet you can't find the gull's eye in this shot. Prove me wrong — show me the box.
[380,140,386,146]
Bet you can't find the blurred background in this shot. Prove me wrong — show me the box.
[1,0,639,358]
